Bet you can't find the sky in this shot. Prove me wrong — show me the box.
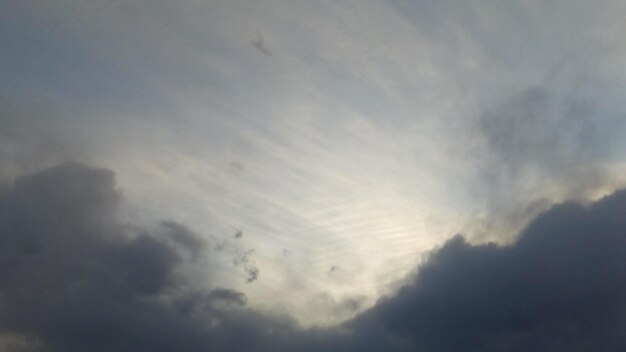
[1,1,626,351]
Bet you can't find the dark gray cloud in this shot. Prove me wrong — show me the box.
[160,220,207,259]
[1,162,625,351]
[0,162,350,352]
[208,288,248,306]
[0,162,211,351]
[0,162,266,352]
[360,189,626,351]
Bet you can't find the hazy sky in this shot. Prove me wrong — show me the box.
[2,1,626,351]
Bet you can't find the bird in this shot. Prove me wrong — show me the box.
[252,33,273,56]
[231,226,243,239]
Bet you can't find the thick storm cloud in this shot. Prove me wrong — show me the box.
[1,162,625,351]
[361,190,626,351]
[0,162,369,352]
[0,163,263,351]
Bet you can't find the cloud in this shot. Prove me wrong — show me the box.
[360,189,626,351]
[0,94,89,180]
[0,162,341,351]
[464,84,624,242]
[2,162,625,351]
[160,220,207,259]
[0,162,259,351]
[479,87,604,197]
[5,0,626,323]
[214,240,260,283]
[3,1,626,347]
[209,288,248,306]
[232,249,260,283]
